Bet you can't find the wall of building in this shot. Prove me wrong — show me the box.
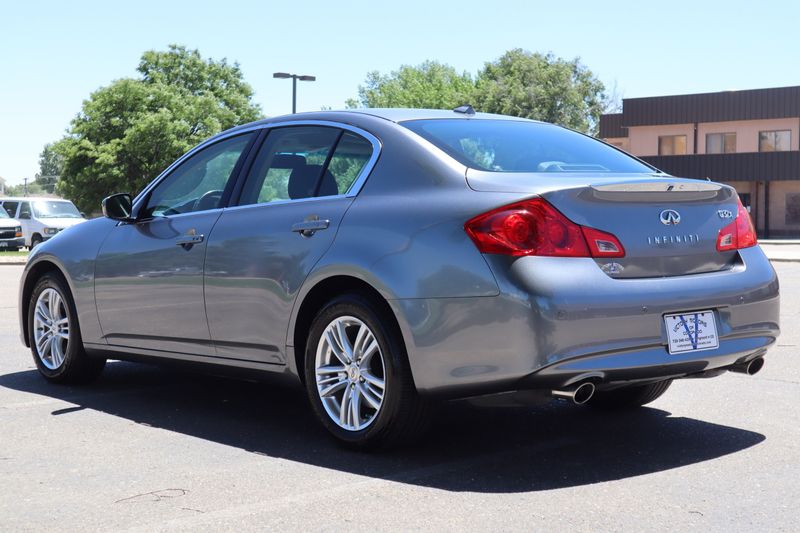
[604,137,630,152]
[697,118,800,154]
[627,123,695,156]
[768,180,800,236]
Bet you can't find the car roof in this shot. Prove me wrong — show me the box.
[339,108,539,123]
[220,108,542,140]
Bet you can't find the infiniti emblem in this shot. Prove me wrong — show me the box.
[659,209,681,225]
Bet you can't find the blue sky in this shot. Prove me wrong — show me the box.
[2,0,799,185]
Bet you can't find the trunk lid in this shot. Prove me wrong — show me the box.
[466,171,742,278]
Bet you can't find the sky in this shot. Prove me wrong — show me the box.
[1,0,799,186]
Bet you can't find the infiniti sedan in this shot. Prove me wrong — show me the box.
[19,108,779,448]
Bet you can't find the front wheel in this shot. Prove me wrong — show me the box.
[588,380,672,410]
[304,294,428,449]
[30,235,43,249]
[28,273,106,383]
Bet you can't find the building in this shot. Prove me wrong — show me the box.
[600,86,800,238]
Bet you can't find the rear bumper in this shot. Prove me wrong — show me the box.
[391,246,779,397]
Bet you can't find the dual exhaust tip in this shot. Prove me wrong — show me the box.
[551,356,765,405]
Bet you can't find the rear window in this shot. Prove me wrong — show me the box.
[402,119,654,174]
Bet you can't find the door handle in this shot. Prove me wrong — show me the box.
[175,234,204,247]
[291,219,330,237]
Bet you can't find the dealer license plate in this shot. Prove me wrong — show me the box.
[664,311,719,354]
[0,242,7,247]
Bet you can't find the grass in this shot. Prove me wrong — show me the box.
[0,250,29,257]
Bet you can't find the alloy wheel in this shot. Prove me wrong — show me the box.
[314,316,386,431]
[33,288,70,370]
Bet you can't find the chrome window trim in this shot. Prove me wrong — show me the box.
[133,120,382,213]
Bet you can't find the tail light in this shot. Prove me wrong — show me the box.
[464,198,624,258]
[716,198,757,252]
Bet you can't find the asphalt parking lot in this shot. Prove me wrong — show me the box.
[1,263,798,532]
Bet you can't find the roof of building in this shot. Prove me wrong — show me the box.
[600,85,800,137]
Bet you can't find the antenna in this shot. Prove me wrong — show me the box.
[453,104,476,115]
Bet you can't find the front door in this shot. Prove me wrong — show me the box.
[94,132,256,355]
[204,126,376,363]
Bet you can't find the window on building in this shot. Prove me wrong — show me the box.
[786,193,800,225]
[706,133,736,154]
[759,130,791,152]
[658,135,687,155]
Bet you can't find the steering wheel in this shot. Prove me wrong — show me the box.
[193,190,224,212]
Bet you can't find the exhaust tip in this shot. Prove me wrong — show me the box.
[729,356,765,376]
[552,382,596,405]
[572,382,596,405]
[746,357,765,376]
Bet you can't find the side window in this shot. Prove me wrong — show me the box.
[238,126,341,206]
[2,202,19,218]
[143,133,254,218]
[326,132,374,194]
[18,202,32,219]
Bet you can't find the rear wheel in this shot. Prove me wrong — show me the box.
[304,294,428,449]
[28,273,106,383]
[588,380,672,410]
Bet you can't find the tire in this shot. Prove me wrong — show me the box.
[304,294,429,449]
[28,272,106,384]
[30,235,43,249]
[589,379,672,410]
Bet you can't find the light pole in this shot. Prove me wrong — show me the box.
[273,72,316,114]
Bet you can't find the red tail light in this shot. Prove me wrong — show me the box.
[716,198,757,252]
[464,198,625,258]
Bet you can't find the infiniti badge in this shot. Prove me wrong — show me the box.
[659,209,681,225]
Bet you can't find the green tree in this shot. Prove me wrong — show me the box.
[54,45,262,213]
[35,143,63,194]
[346,61,475,109]
[474,49,606,134]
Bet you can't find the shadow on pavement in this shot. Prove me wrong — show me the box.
[0,361,765,493]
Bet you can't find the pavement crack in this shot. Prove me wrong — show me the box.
[115,488,189,504]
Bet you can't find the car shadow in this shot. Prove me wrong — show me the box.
[0,361,765,493]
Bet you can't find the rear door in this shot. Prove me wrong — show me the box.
[204,125,377,363]
[94,132,256,355]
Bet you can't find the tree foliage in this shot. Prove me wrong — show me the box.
[475,49,606,134]
[35,143,63,194]
[348,50,607,134]
[53,45,262,213]
[346,61,475,110]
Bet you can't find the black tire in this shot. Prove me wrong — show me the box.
[304,293,429,449]
[30,235,43,249]
[588,379,672,410]
[28,272,106,384]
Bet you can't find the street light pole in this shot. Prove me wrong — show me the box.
[292,76,297,114]
[273,72,316,114]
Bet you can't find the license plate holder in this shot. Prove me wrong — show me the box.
[664,311,719,354]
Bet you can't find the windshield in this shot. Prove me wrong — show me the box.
[0,209,8,219]
[32,200,83,219]
[402,119,655,174]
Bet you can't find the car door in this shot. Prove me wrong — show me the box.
[204,125,378,363]
[94,132,256,356]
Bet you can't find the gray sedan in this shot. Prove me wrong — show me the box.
[18,108,779,448]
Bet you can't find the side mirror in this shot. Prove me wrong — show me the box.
[102,193,134,222]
